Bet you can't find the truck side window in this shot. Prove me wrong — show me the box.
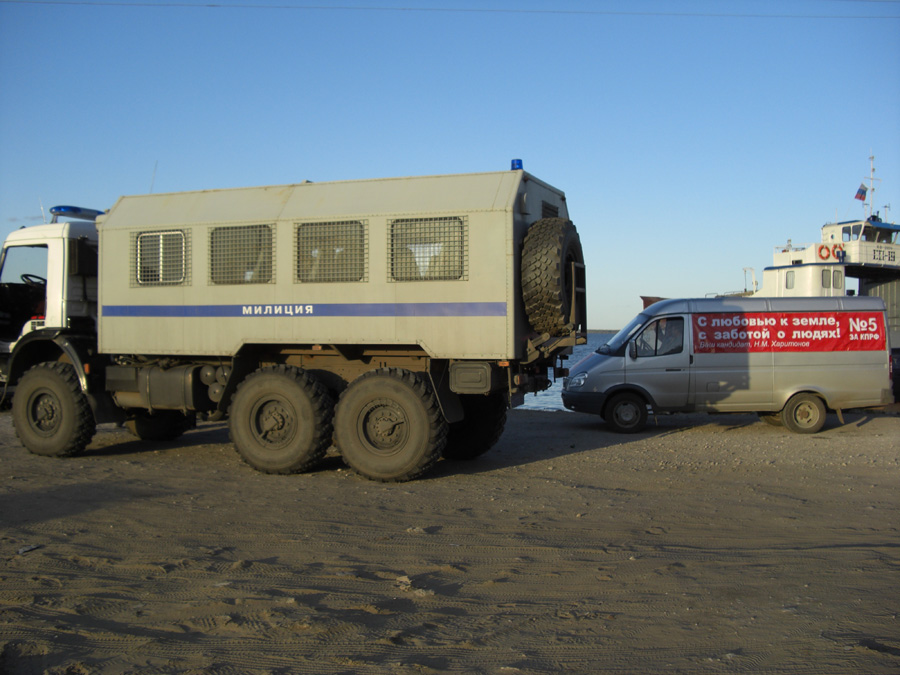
[295,221,366,283]
[135,231,188,285]
[636,317,684,357]
[390,217,467,281]
[210,224,274,285]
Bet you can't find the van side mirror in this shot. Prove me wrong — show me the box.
[628,341,637,359]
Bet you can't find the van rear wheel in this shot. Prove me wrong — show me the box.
[758,412,783,427]
[781,393,826,434]
[604,392,648,433]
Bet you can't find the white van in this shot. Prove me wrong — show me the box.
[562,297,894,433]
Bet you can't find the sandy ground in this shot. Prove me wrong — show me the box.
[0,407,898,675]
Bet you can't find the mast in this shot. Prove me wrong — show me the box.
[864,154,881,219]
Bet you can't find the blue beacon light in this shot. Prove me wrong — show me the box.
[511,159,523,170]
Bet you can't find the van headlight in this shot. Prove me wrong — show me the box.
[567,372,588,389]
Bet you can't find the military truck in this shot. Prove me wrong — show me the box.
[0,167,586,481]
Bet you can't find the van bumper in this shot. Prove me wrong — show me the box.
[561,389,607,415]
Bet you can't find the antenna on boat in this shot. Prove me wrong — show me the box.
[863,154,881,219]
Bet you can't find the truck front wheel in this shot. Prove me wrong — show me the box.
[603,392,648,433]
[229,365,334,474]
[12,362,96,457]
[334,368,447,481]
[781,393,826,434]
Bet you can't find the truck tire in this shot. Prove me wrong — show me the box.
[126,411,196,441]
[12,362,96,457]
[603,392,648,433]
[521,217,584,336]
[229,365,334,474]
[334,368,447,482]
[443,391,508,460]
[780,393,826,434]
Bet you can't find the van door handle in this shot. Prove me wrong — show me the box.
[665,368,684,372]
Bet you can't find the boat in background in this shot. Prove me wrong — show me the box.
[750,157,899,353]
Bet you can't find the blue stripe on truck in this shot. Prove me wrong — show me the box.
[102,302,508,318]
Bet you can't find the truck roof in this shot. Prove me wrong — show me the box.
[97,170,561,229]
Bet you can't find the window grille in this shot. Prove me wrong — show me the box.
[389,216,467,282]
[295,221,367,283]
[133,230,189,286]
[542,201,560,219]
[209,224,274,285]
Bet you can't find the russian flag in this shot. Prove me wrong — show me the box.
[855,183,868,201]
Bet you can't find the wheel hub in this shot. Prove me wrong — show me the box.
[255,401,293,446]
[361,401,408,452]
[32,393,60,433]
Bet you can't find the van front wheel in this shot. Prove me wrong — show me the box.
[781,393,826,434]
[604,393,648,433]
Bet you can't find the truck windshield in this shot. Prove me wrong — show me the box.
[0,245,48,284]
[597,313,650,354]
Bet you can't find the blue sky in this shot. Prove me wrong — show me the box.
[1,0,898,328]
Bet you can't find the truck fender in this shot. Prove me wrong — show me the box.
[7,330,95,391]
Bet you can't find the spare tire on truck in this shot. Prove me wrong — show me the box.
[521,217,584,336]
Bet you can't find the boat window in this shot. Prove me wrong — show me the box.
[873,228,894,243]
[785,270,795,290]
[822,269,831,289]
[833,270,843,289]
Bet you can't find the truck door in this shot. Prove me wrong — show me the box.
[625,316,690,409]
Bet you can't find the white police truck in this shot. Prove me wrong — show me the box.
[1,166,586,481]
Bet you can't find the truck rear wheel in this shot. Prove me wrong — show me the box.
[334,368,447,482]
[521,217,584,336]
[443,391,508,460]
[126,411,196,441]
[229,365,334,474]
[604,392,648,433]
[781,393,826,434]
[12,362,96,457]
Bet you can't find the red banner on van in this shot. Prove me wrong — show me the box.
[691,312,886,353]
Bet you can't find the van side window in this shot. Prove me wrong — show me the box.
[636,317,683,357]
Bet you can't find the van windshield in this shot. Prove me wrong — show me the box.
[597,313,649,354]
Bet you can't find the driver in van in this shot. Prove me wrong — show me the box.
[658,318,683,355]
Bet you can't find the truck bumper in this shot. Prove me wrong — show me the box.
[561,389,608,416]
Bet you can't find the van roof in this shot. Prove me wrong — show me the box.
[644,296,886,315]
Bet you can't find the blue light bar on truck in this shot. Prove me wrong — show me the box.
[49,205,105,222]
[511,159,523,170]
